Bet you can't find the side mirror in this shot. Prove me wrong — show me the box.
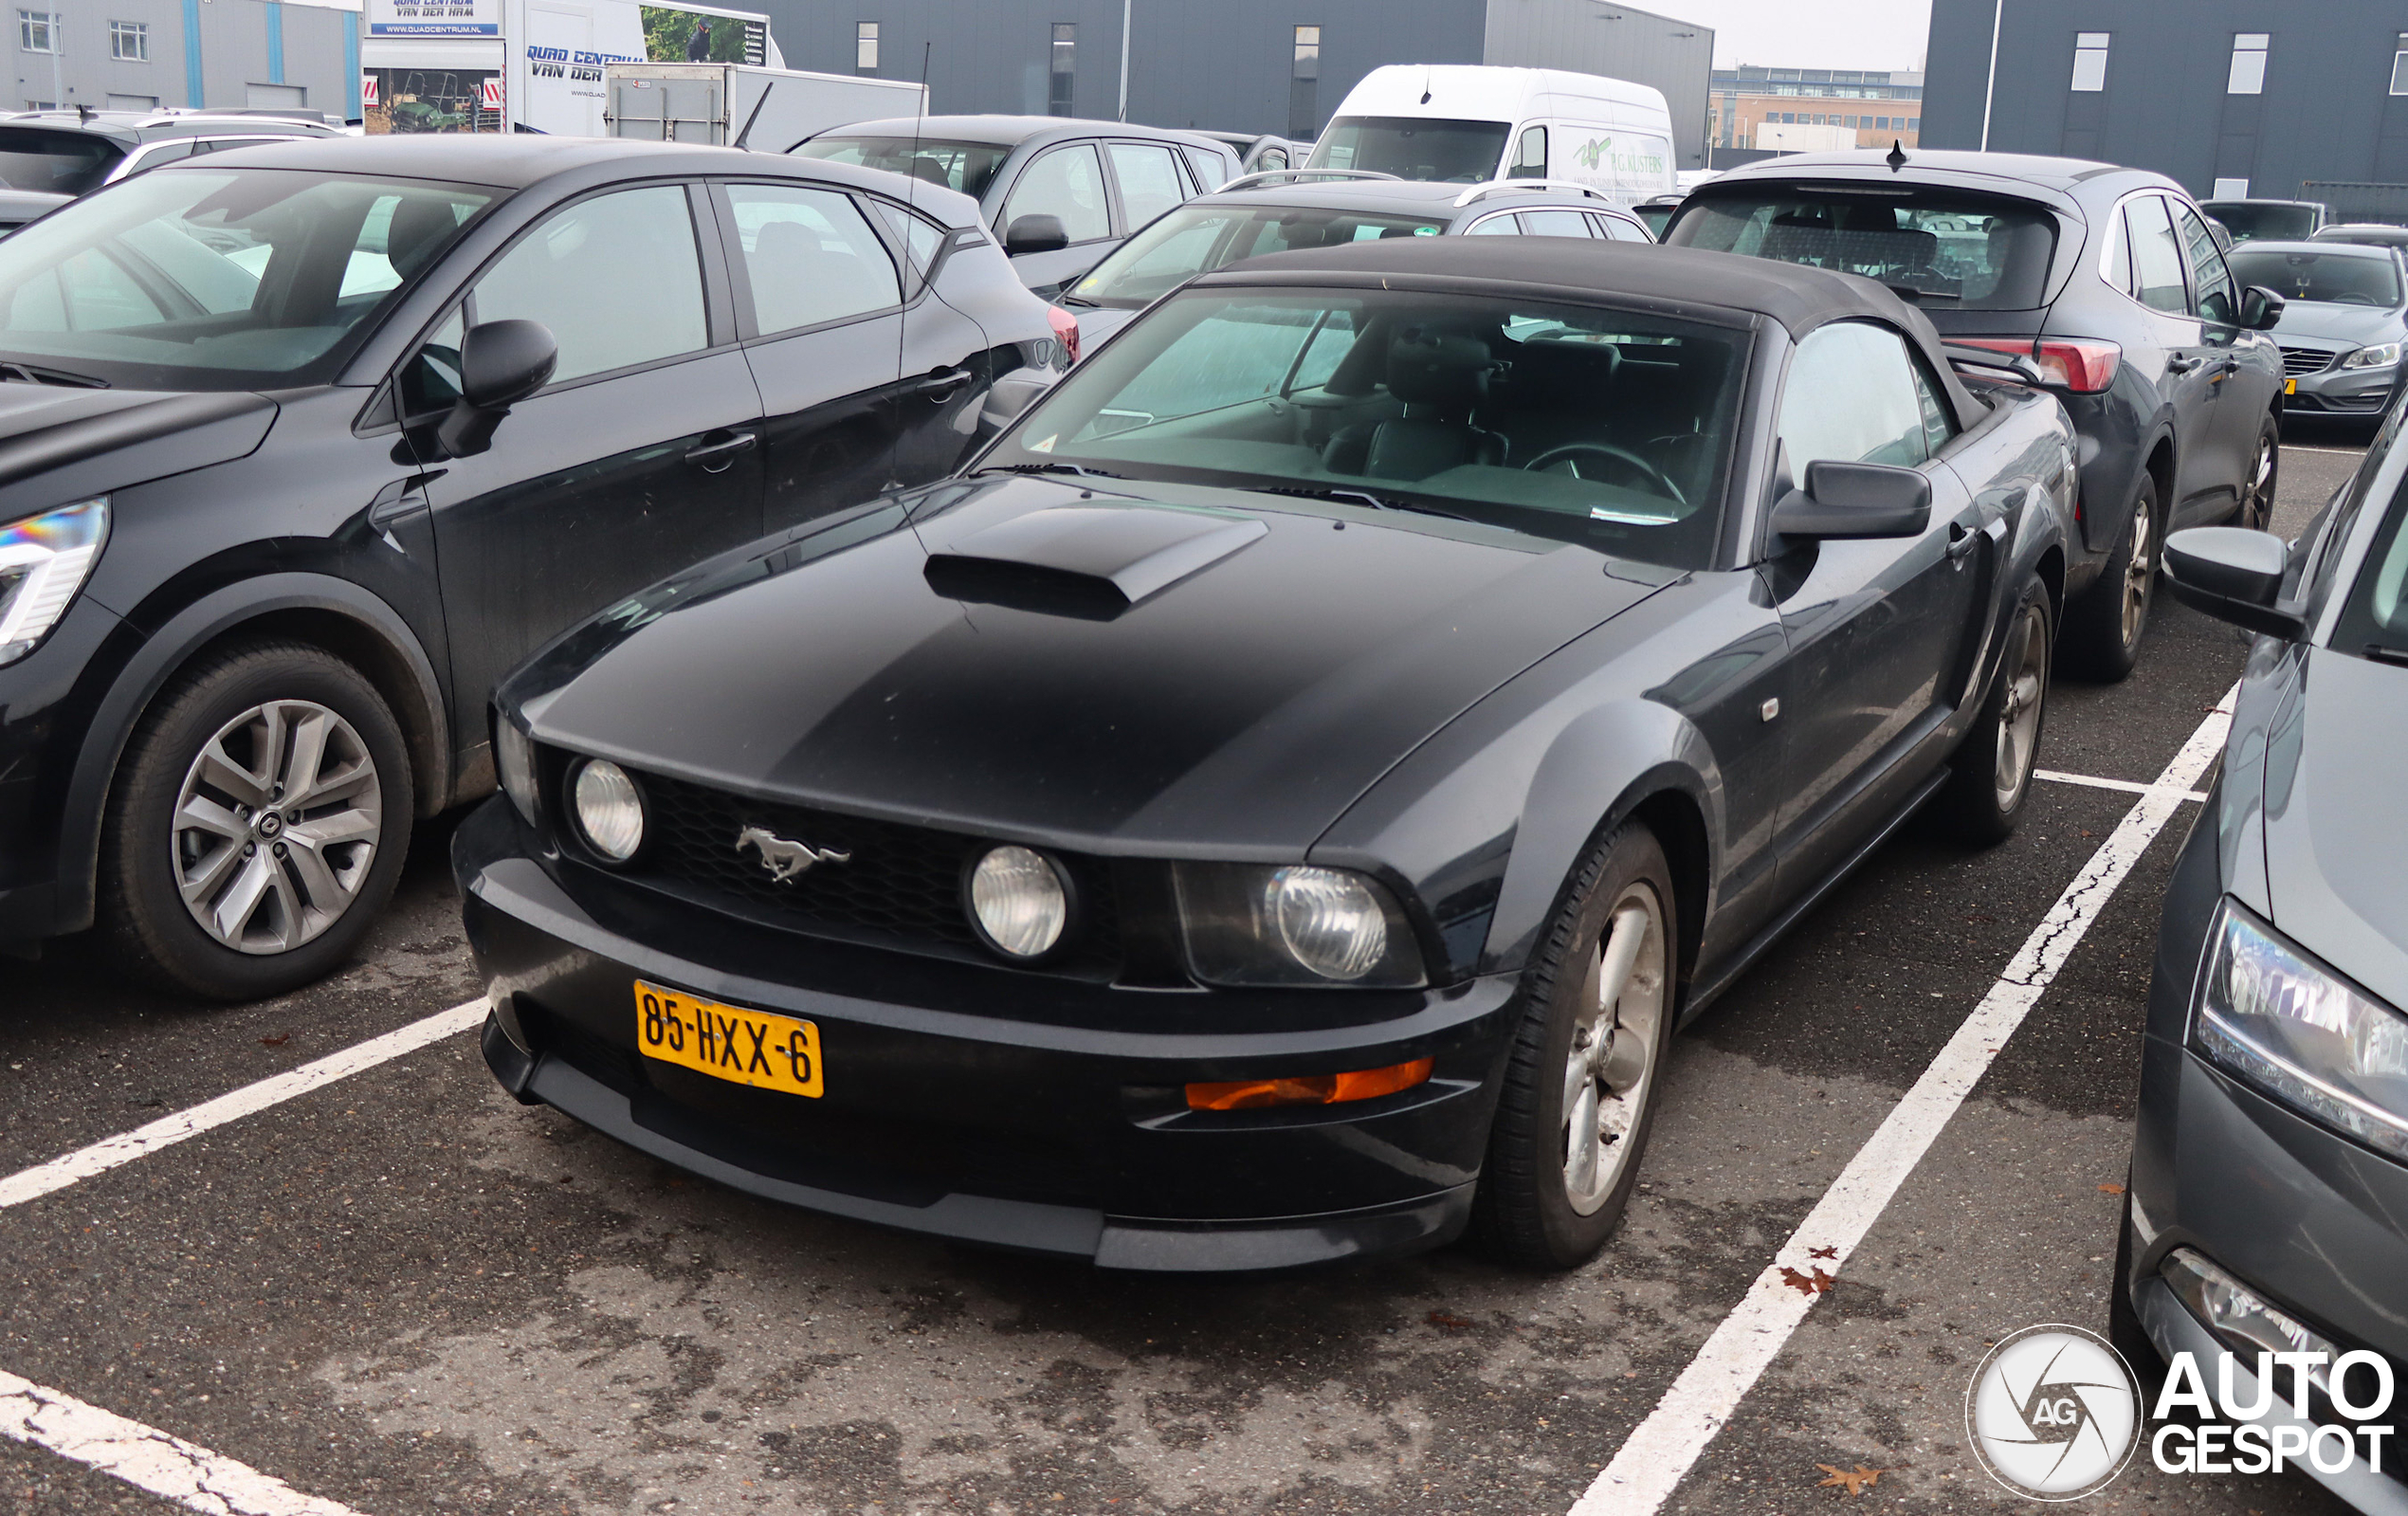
[435,319,556,459]
[978,367,1054,431]
[1003,212,1069,256]
[2241,285,2288,331]
[1770,460,1933,542]
[2162,525,2306,638]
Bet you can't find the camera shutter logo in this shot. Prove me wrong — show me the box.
[1966,1324,2143,1499]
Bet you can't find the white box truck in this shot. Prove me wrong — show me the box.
[505,0,781,137]
[605,62,925,150]
[1306,64,1676,200]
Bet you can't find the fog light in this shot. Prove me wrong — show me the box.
[1186,1057,1433,1111]
[967,844,1068,958]
[571,758,645,862]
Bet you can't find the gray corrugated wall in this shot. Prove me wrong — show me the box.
[1925,0,2408,198]
[1480,0,1713,169]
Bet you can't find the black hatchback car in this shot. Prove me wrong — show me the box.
[1668,150,2291,680]
[0,135,1058,998]
[2116,412,2408,1513]
[457,238,2076,1271]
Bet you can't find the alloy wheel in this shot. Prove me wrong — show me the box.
[1992,602,2049,813]
[1561,883,1669,1215]
[171,699,384,955]
[2120,493,2155,649]
[2242,438,2276,530]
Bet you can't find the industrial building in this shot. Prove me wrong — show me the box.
[757,0,1718,169]
[1708,66,1923,155]
[10,0,359,117]
[1925,0,2408,214]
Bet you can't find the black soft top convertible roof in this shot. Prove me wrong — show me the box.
[1197,237,1986,429]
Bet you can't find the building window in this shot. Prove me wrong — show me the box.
[18,9,55,53]
[1288,24,1319,140]
[2227,33,2269,95]
[1906,117,1919,131]
[109,18,146,60]
[2393,33,2408,95]
[1048,23,1074,116]
[2070,31,2109,92]
[854,22,877,73]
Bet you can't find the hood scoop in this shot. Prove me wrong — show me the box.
[924,502,1267,620]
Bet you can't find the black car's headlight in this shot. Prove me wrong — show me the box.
[1174,862,1425,988]
[2191,899,2408,1161]
[0,497,106,667]
[569,758,647,863]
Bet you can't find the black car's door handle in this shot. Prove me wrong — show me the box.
[2165,355,2204,375]
[1947,521,1981,560]
[912,368,975,398]
[683,430,758,471]
[2210,359,2241,383]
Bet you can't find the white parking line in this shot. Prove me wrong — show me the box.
[0,998,484,1213]
[1,1367,367,1514]
[2283,444,2370,457]
[1568,685,2237,1516]
[2036,767,2209,802]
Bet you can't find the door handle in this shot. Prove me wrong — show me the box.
[2165,355,2204,375]
[1947,521,1981,560]
[366,470,445,535]
[683,430,758,471]
[911,368,975,398]
[2210,359,2241,383]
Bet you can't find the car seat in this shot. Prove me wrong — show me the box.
[1322,325,1505,480]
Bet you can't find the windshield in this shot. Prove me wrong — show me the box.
[986,288,1746,570]
[2227,247,2401,308]
[2335,463,2408,659]
[2205,203,2319,242]
[0,168,493,390]
[1671,186,2059,309]
[1066,204,1446,308]
[1307,117,1510,183]
[792,137,1015,201]
[0,127,123,196]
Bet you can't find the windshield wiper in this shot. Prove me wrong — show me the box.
[1244,483,1472,521]
[1054,292,1101,308]
[0,359,107,388]
[1885,283,1962,304]
[2362,643,2408,667]
[978,461,1127,480]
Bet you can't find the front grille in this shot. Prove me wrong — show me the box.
[2282,346,2336,376]
[626,770,1120,967]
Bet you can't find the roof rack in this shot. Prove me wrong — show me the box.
[1214,168,1401,192]
[1452,178,1618,208]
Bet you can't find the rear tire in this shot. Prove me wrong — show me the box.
[2236,414,2279,532]
[1937,582,2052,845]
[1473,822,1677,1271]
[100,641,412,1002]
[2062,472,2159,683]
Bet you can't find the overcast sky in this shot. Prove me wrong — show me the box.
[1651,0,1935,72]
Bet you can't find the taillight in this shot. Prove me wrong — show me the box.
[1047,304,1081,367]
[1954,336,2122,394]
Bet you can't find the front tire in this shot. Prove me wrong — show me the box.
[2236,414,2279,532]
[100,641,413,1001]
[1474,822,1677,1270]
[2062,472,2159,682]
[1937,583,2052,845]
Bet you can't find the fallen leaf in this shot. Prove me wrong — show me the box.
[1779,1266,1835,1295]
[1426,1309,1474,1333]
[1817,1463,1888,1496]
[1809,1245,1838,1260]
[259,1033,290,1047]
[2098,1182,2126,1195]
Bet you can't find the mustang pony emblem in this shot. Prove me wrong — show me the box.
[735,825,850,883]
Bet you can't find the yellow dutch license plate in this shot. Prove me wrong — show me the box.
[634,981,823,1098]
[2286,377,2298,394]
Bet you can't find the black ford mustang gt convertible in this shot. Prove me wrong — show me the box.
[455,239,2078,1271]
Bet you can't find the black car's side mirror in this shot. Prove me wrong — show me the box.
[1002,213,1069,256]
[2241,285,2289,330]
[2162,525,2306,638]
[436,319,557,458]
[1770,460,1933,542]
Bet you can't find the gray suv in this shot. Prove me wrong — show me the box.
[1668,150,2289,680]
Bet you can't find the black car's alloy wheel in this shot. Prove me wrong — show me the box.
[102,641,413,1001]
[2238,416,2279,532]
[1939,582,2052,843]
[1476,821,1677,1269]
[2063,473,2159,682]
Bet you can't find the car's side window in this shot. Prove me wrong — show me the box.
[2173,203,2240,325]
[1779,321,1931,475]
[1464,213,1523,236]
[1910,356,1957,457]
[868,198,944,284]
[1107,142,1186,228]
[1521,209,1595,239]
[2103,204,2135,298]
[724,183,901,335]
[1509,126,1547,178]
[471,184,707,386]
[400,304,465,418]
[2126,194,2191,315]
[1595,211,1649,242]
[1003,144,1110,244]
[1179,145,1225,192]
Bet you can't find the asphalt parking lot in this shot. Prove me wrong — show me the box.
[0,418,2379,1516]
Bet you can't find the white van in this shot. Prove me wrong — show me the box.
[1306,64,1675,199]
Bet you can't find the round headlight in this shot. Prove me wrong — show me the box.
[967,845,1068,959]
[571,758,645,862]
[1267,867,1388,981]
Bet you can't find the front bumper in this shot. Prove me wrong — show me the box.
[454,799,1518,1270]
[2287,357,2396,414]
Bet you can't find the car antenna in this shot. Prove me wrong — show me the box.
[885,40,934,492]
[75,102,93,123]
[1887,139,1908,172]
[1420,68,1432,104]
[730,81,775,150]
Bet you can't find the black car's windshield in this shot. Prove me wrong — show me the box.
[2230,247,2403,307]
[792,137,1015,201]
[1672,186,2058,309]
[0,167,492,390]
[1307,117,1510,183]
[1067,204,1446,308]
[987,287,1746,569]
[2205,203,2320,242]
[2335,470,2408,661]
[0,127,123,196]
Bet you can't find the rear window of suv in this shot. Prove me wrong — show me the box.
[0,127,122,197]
[1670,186,2060,310]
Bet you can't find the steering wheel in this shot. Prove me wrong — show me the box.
[1522,442,1687,507]
[2331,292,2382,306]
